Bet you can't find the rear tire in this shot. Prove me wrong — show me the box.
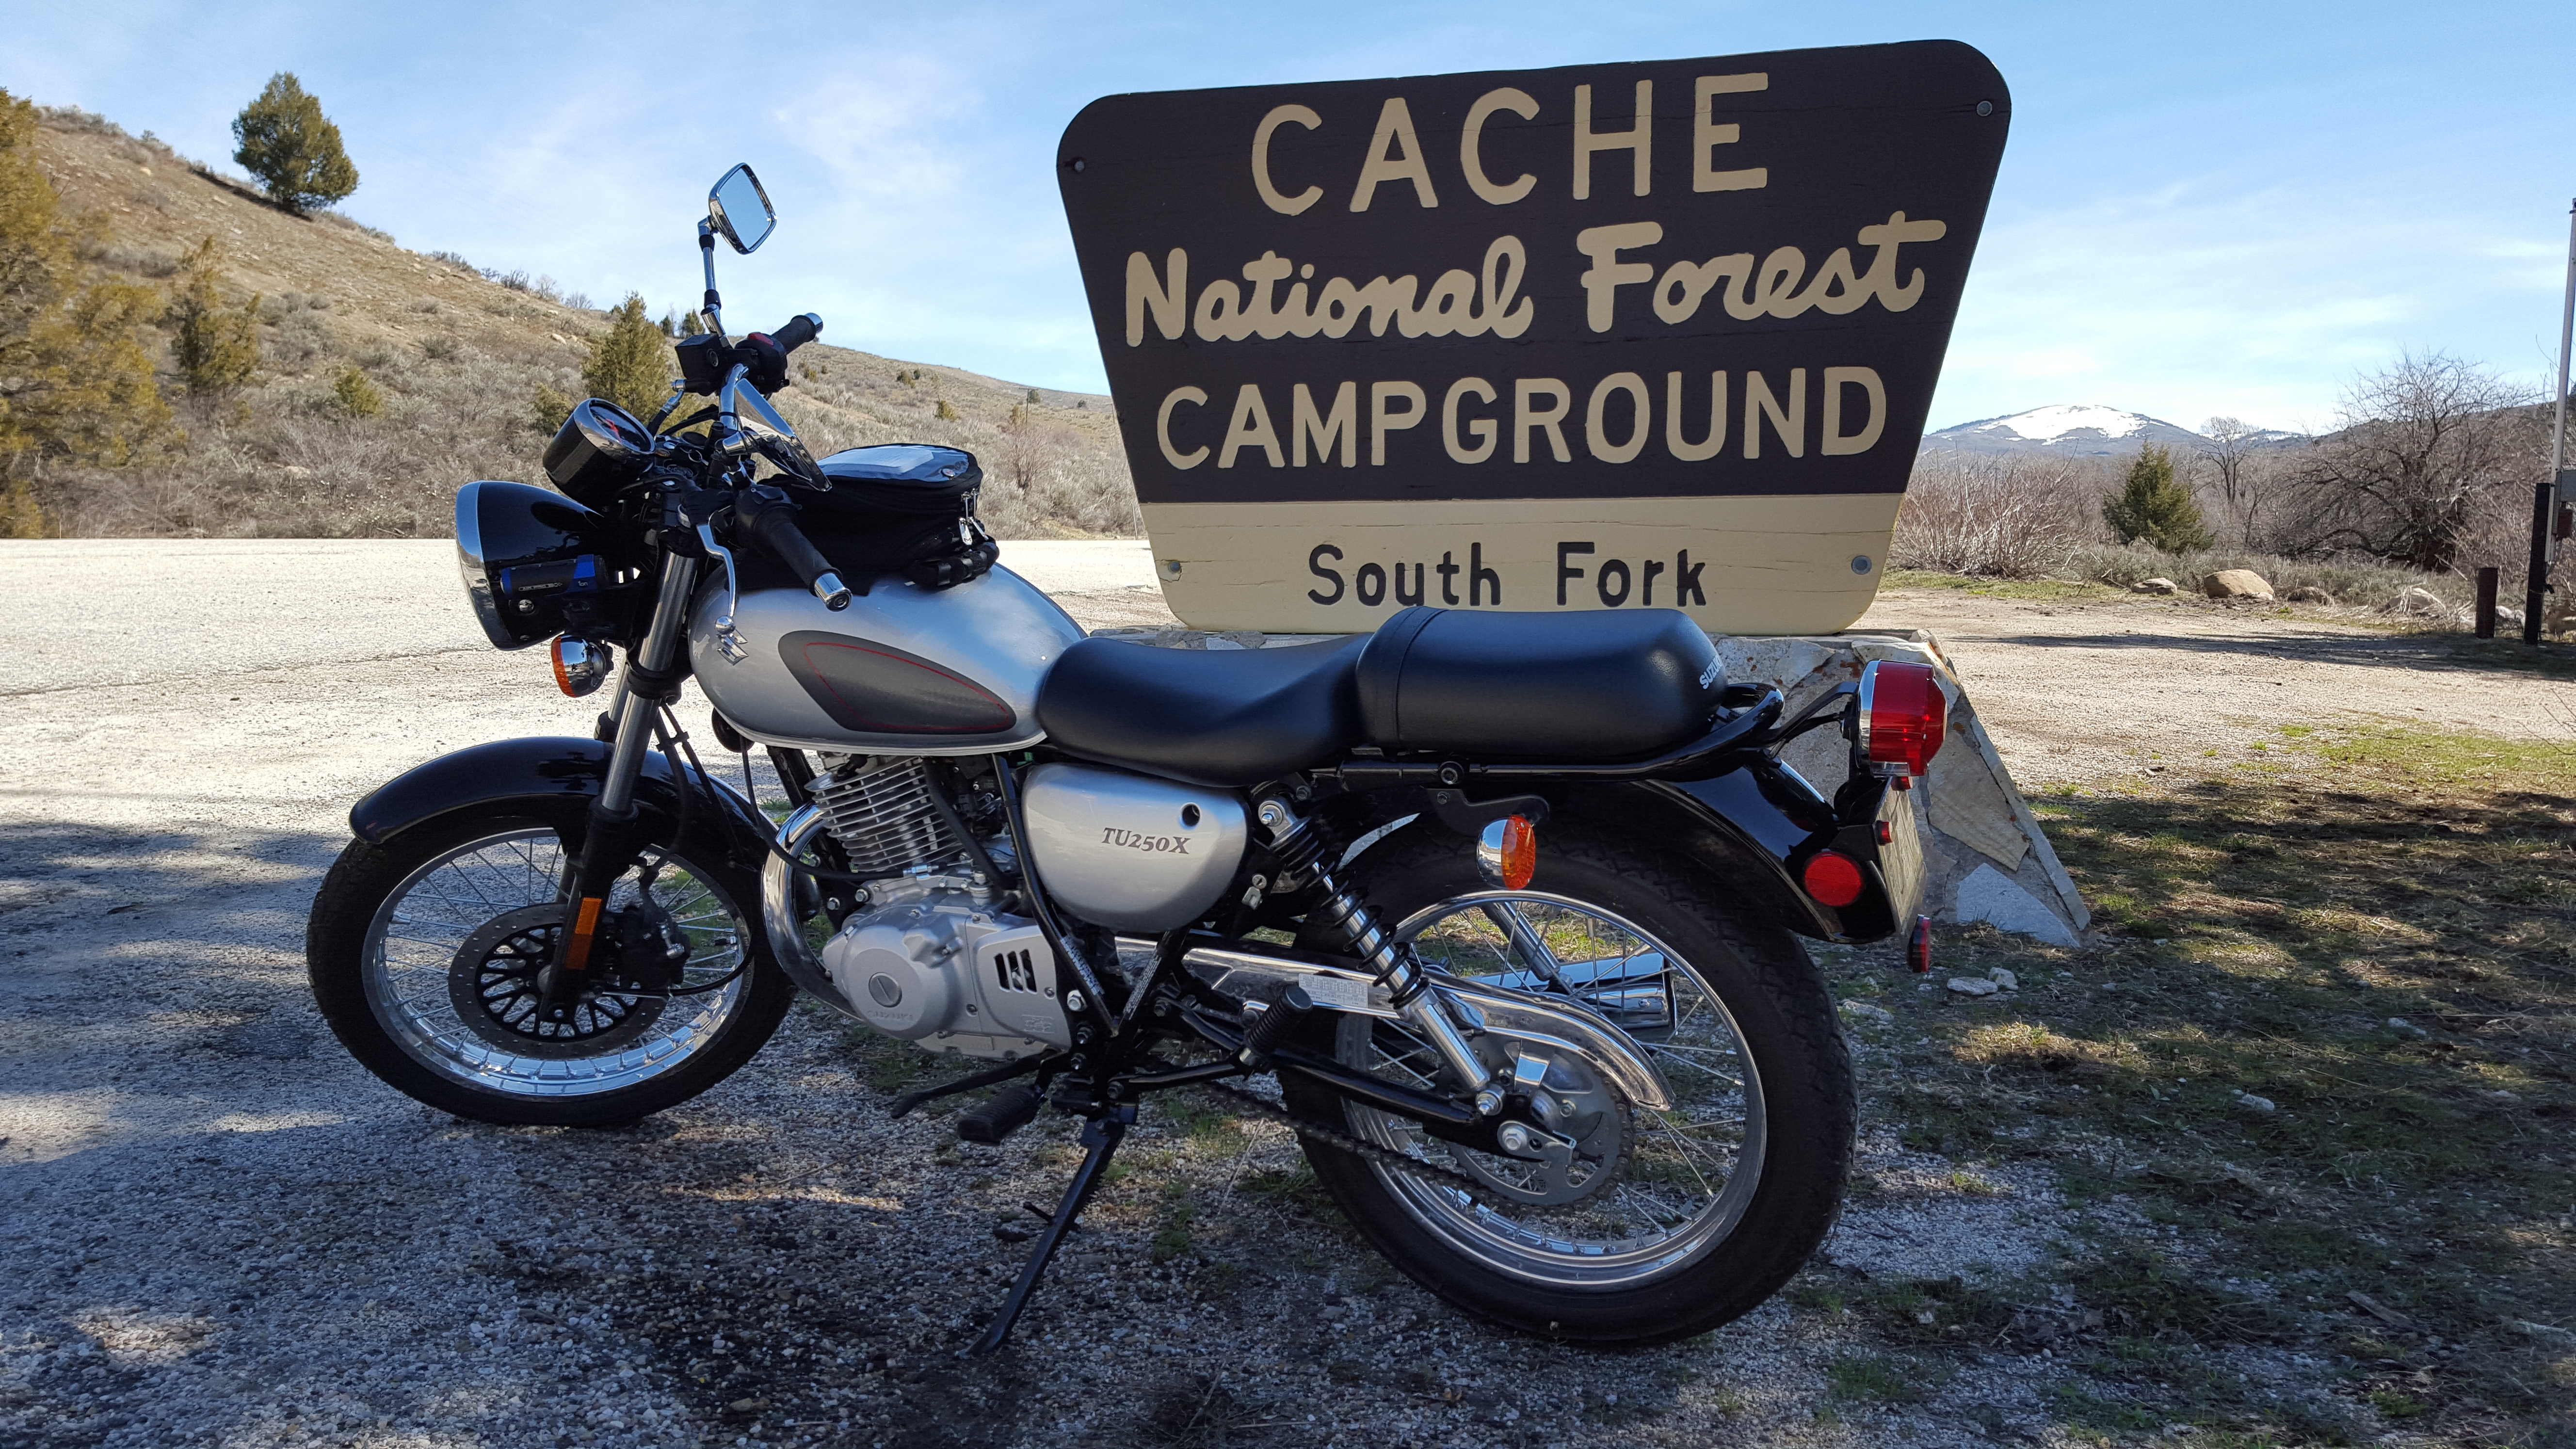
[306,804,795,1127]
[1283,819,1853,1345]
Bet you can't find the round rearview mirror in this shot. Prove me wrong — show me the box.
[708,164,775,254]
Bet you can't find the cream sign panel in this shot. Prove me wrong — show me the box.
[1056,42,2011,634]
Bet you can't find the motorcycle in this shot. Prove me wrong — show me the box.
[306,163,1945,1352]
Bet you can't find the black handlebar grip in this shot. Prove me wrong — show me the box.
[735,487,851,611]
[773,313,822,354]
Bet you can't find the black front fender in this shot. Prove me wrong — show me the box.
[348,737,771,870]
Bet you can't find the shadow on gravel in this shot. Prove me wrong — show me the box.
[0,817,337,934]
[1986,626,2576,679]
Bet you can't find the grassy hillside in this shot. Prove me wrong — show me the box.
[23,106,1139,539]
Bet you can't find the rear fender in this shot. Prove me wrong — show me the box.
[348,736,770,871]
[1564,763,1913,944]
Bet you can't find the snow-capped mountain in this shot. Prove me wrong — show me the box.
[1921,404,2215,457]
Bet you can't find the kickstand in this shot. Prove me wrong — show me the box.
[886,1053,1048,1120]
[967,1106,1132,1357]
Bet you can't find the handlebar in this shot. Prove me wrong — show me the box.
[771,312,822,354]
[734,484,851,611]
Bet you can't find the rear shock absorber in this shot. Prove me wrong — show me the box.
[1255,799,1497,1111]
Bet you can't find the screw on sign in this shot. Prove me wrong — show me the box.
[1056,44,2010,635]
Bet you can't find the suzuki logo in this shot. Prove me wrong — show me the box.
[1099,826,1191,855]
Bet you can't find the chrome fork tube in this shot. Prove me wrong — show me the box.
[598,551,700,815]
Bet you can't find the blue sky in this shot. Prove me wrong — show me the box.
[5,0,2570,435]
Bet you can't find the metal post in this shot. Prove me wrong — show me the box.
[2528,199,2576,646]
[2476,566,2498,639]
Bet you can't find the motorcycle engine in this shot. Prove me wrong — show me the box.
[809,756,1071,1060]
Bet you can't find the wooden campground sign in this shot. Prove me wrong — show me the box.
[1056,41,2009,634]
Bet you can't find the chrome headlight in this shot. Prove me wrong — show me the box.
[455,482,516,649]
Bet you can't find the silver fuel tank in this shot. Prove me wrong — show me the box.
[689,564,1084,754]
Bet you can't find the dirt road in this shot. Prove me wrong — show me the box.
[0,541,2563,1448]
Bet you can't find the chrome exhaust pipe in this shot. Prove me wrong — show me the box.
[760,803,864,1021]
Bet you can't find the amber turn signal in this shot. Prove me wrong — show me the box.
[1476,814,1537,891]
[550,636,613,698]
[1800,849,1867,907]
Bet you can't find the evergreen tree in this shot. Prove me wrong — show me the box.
[232,73,359,215]
[679,310,705,337]
[167,237,260,397]
[531,381,574,434]
[0,88,175,532]
[332,364,382,418]
[2102,444,2213,551]
[580,293,672,419]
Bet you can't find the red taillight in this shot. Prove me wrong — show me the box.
[1858,660,1947,778]
[1801,850,1866,907]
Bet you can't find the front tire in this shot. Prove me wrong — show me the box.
[1283,819,1854,1345]
[306,805,795,1127]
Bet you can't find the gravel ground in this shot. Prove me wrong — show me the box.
[2,541,2560,1448]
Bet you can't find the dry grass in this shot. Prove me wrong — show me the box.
[1828,723,2576,1444]
[21,107,1139,540]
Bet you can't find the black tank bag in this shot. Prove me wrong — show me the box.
[752,443,997,595]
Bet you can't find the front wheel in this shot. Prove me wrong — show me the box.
[306,805,796,1127]
[1283,820,1854,1345]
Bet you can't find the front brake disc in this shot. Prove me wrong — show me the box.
[447,904,664,1057]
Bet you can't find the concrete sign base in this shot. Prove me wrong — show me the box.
[1095,623,2089,947]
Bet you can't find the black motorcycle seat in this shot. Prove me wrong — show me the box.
[1035,635,1368,788]
[1356,607,1725,758]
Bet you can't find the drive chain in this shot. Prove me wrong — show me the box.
[1193,1079,1489,1197]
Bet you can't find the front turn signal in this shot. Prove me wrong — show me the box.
[550,636,613,698]
[1476,814,1537,891]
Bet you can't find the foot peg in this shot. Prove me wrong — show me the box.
[1236,982,1314,1070]
[956,1085,1043,1144]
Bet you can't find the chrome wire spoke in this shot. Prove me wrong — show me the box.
[1323,887,1770,1289]
[360,828,751,1097]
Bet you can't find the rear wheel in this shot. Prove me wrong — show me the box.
[1283,820,1853,1345]
[307,805,795,1127]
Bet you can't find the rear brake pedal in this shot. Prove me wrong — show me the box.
[956,1085,1043,1144]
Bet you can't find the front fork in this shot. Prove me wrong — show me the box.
[537,550,701,1020]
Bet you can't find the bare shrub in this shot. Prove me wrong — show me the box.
[2282,353,2541,571]
[1891,454,2096,577]
[992,404,1074,494]
[2067,541,2461,606]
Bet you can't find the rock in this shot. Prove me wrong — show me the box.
[2387,1017,2429,1039]
[2236,1093,2276,1113]
[2388,586,2447,617]
[1955,863,2082,947]
[992,1223,1032,1243]
[1947,976,2000,997]
[2202,569,2274,601]
[1838,999,1895,1025]
[1986,968,2018,991]
[2496,606,2525,628]
[2282,585,2333,604]
[2132,577,2179,595]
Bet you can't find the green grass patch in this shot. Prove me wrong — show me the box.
[1824,1352,1932,1404]
[1866,724,2576,1432]
[1884,569,2123,601]
[837,1027,936,1093]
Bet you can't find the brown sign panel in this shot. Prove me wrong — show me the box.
[1056,42,2009,634]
